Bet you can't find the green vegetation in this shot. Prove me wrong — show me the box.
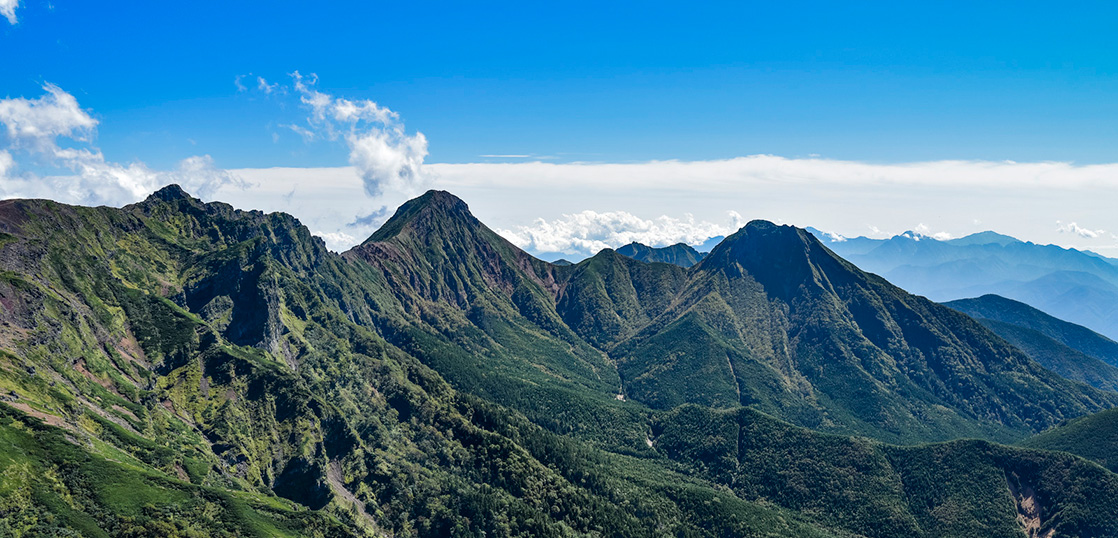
[1022,407,1118,473]
[0,186,1117,536]
[656,404,1118,538]
[0,405,354,538]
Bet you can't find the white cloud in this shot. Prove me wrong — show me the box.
[1057,220,1104,239]
[314,231,357,251]
[290,72,430,197]
[0,0,19,24]
[913,223,953,241]
[0,150,13,179]
[0,84,246,206]
[222,155,1118,258]
[431,156,1118,194]
[257,76,280,94]
[814,229,847,242]
[418,157,1118,255]
[209,166,399,252]
[497,210,746,256]
[0,83,98,149]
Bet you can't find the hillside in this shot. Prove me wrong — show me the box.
[658,404,1118,538]
[0,187,842,536]
[1021,407,1118,473]
[0,186,1117,536]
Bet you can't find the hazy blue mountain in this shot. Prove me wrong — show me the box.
[811,229,1118,339]
[946,294,1118,367]
[946,230,1021,247]
[944,295,1118,392]
[616,241,707,267]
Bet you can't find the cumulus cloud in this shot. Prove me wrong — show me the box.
[0,0,19,24]
[0,83,98,149]
[290,72,430,197]
[314,231,358,251]
[498,210,746,256]
[0,84,246,206]
[1057,220,1105,239]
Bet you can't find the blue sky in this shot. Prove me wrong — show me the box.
[7,1,1118,166]
[3,1,1118,257]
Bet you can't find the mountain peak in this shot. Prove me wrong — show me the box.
[146,184,196,203]
[416,189,471,211]
[364,189,477,243]
[702,219,848,295]
[946,230,1021,247]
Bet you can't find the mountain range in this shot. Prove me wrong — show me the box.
[1,186,1117,536]
[809,228,1118,340]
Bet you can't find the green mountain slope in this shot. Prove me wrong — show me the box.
[1021,407,1118,473]
[614,221,1118,443]
[656,404,1118,538]
[0,187,851,537]
[616,242,707,267]
[0,405,353,538]
[350,194,1117,445]
[344,191,653,449]
[1,186,1117,537]
[944,295,1118,391]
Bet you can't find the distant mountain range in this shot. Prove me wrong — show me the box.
[808,228,1118,340]
[2,187,1118,536]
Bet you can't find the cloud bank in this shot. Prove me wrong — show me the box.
[0,83,245,206]
[214,154,1118,257]
[498,210,745,255]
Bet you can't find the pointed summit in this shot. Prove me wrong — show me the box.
[364,189,477,244]
[700,219,849,298]
[348,189,556,307]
